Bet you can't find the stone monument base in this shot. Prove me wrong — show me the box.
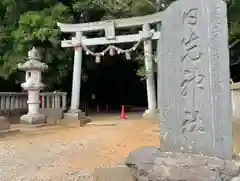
[125,146,240,181]
[63,110,91,127]
[20,113,46,125]
[64,109,86,120]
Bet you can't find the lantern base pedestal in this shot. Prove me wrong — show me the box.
[20,113,46,125]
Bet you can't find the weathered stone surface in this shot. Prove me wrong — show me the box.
[0,116,10,130]
[92,167,136,181]
[125,147,240,181]
[158,0,232,159]
[39,108,63,124]
[232,176,240,181]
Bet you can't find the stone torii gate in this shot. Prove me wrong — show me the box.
[57,13,161,119]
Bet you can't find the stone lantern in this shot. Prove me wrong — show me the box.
[18,47,48,124]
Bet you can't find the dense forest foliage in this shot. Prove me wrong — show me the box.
[0,0,240,91]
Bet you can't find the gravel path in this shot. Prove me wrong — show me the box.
[0,120,159,181]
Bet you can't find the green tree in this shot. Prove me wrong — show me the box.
[0,0,75,89]
[1,0,240,89]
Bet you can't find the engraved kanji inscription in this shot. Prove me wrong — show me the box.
[182,111,204,136]
[180,8,205,136]
[183,8,198,25]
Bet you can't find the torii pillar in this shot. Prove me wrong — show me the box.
[142,24,157,119]
[64,32,86,120]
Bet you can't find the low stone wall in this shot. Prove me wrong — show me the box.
[0,108,64,124]
[0,109,28,117]
[39,108,64,124]
[0,92,67,124]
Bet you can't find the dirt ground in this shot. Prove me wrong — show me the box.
[0,113,160,181]
[1,113,240,181]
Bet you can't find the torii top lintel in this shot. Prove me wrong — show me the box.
[57,11,162,33]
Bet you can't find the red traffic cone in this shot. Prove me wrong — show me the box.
[120,105,127,120]
[97,104,100,113]
[106,104,108,113]
[39,96,42,105]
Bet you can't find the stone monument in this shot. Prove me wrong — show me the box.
[125,0,240,180]
[18,47,48,124]
[158,0,232,160]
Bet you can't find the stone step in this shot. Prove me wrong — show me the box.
[92,167,135,181]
